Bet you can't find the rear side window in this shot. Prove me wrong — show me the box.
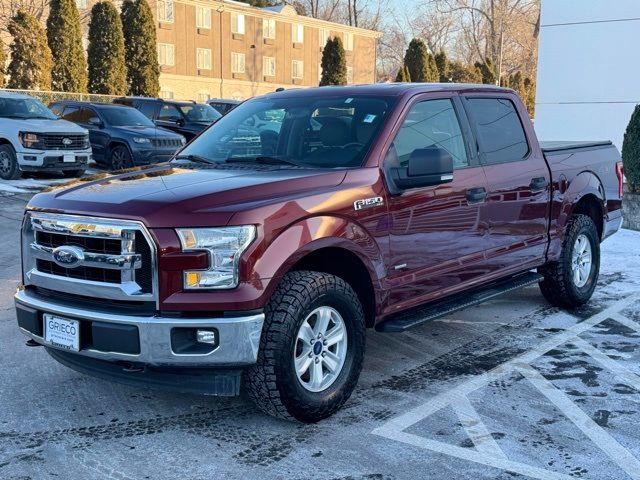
[158,104,182,121]
[63,107,97,124]
[138,102,158,119]
[465,97,528,164]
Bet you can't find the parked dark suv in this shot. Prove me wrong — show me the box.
[50,101,186,170]
[113,97,221,141]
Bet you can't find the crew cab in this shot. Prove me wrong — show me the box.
[14,84,624,422]
[0,92,91,179]
[49,101,186,170]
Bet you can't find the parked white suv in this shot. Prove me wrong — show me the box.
[0,92,91,180]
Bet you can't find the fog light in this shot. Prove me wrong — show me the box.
[196,329,217,344]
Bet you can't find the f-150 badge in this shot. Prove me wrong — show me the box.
[354,197,384,211]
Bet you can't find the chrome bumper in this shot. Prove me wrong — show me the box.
[15,289,265,367]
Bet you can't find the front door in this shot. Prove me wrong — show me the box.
[462,94,551,275]
[385,95,491,314]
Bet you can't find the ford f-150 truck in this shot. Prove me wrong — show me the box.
[14,84,624,422]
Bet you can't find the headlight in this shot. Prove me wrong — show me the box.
[19,132,44,149]
[176,226,256,289]
[132,137,151,144]
[180,137,187,145]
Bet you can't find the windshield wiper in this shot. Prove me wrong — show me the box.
[225,156,303,167]
[173,154,213,164]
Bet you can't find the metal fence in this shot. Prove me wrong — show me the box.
[0,88,118,105]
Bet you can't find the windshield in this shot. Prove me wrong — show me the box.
[177,94,395,168]
[0,97,57,120]
[179,104,221,122]
[101,107,155,127]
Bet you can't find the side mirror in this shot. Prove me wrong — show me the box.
[390,147,454,191]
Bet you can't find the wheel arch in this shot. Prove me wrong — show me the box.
[560,171,605,241]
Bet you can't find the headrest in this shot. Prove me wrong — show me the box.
[319,117,350,146]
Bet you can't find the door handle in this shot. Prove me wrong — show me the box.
[466,187,487,203]
[530,177,549,191]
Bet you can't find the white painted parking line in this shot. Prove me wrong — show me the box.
[372,294,640,480]
[451,395,508,460]
[518,364,640,480]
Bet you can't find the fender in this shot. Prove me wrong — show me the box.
[548,170,604,260]
[249,214,386,296]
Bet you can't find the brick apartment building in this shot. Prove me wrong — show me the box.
[3,0,380,101]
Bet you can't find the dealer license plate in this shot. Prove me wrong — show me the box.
[43,314,80,351]
[63,154,75,163]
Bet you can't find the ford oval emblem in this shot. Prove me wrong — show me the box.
[62,137,73,146]
[52,246,85,268]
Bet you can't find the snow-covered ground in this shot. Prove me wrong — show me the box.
[0,165,102,194]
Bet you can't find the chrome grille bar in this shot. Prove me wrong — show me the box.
[30,243,142,270]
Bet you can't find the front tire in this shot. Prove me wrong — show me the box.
[108,145,133,171]
[0,144,21,180]
[538,214,600,308]
[245,271,366,422]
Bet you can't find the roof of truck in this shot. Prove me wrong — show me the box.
[260,83,515,100]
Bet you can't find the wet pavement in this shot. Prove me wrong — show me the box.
[1,192,639,480]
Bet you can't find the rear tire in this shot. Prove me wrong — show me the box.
[245,271,366,422]
[0,144,21,180]
[538,214,600,308]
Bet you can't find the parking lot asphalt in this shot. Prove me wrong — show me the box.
[1,191,640,480]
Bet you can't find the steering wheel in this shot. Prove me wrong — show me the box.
[341,142,365,150]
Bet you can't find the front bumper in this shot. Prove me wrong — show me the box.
[14,288,265,368]
[130,147,179,165]
[17,149,92,171]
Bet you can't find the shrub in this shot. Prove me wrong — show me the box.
[622,105,640,192]
[320,37,347,86]
[7,10,53,90]
[121,0,160,96]
[47,0,88,92]
[87,1,127,95]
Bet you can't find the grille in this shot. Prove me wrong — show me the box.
[24,213,157,303]
[42,134,88,150]
[36,231,122,254]
[151,138,182,148]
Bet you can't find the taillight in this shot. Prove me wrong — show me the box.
[615,161,624,198]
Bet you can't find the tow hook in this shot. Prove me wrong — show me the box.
[25,339,42,347]
[121,363,145,373]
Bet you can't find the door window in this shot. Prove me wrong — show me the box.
[63,107,98,125]
[158,104,182,122]
[389,99,469,169]
[465,97,529,164]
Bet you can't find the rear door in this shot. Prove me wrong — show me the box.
[462,94,550,275]
[385,94,492,311]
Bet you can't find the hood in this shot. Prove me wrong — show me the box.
[13,118,87,134]
[112,125,181,138]
[27,163,347,228]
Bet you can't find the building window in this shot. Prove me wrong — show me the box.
[197,91,210,103]
[75,0,87,8]
[157,0,173,23]
[196,48,212,70]
[263,56,276,77]
[345,33,354,51]
[347,66,354,84]
[231,13,245,34]
[157,43,175,66]
[196,7,211,29]
[319,29,329,48]
[232,52,246,73]
[263,18,276,39]
[292,60,303,79]
[292,24,304,43]
[160,88,174,99]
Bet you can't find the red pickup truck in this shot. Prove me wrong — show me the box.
[15,84,624,422]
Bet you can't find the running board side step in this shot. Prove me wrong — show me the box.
[375,271,543,333]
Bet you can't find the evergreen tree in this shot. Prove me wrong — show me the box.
[508,71,525,100]
[449,61,482,84]
[426,53,439,82]
[47,0,88,92]
[475,57,496,84]
[403,38,430,82]
[622,105,640,192]
[434,50,449,82]
[0,38,6,88]
[87,1,127,95]
[121,0,160,96]
[395,65,410,82]
[320,37,347,86]
[523,77,536,116]
[7,10,52,90]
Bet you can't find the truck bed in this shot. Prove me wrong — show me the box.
[540,140,612,154]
